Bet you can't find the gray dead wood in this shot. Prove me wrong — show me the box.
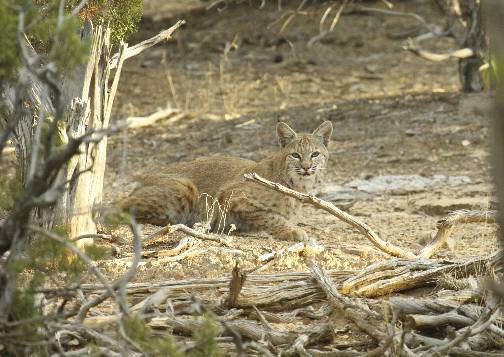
[307,258,386,341]
[407,311,476,329]
[225,263,247,308]
[340,253,496,297]
[434,0,486,92]
[147,315,332,347]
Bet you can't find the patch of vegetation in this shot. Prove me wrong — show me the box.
[67,0,144,44]
[122,313,223,357]
[0,0,143,83]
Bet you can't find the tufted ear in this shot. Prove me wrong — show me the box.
[312,121,333,147]
[276,122,297,148]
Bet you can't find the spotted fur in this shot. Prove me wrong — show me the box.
[121,121,333,241]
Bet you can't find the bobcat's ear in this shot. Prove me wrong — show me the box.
[277,122,297,148]
[312,121,333,147]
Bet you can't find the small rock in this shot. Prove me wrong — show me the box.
[462,140,471,147]
[365,64,379,73]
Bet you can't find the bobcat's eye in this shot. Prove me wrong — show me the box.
[311,151,320,158]
[290,153,301,160]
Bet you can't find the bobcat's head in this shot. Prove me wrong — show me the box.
[276,121,333,192]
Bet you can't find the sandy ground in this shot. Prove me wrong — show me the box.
[97,1,497,283]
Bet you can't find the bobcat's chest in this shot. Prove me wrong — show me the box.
[264,192,301,220]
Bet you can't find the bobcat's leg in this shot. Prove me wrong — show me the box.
[121,177,198,226]
[228,199,306,241]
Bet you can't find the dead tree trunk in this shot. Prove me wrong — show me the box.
[4,22,125,246]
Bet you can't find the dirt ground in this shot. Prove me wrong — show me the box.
[99,0,497,285]
[0,1,498,354]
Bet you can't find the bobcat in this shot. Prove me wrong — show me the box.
[121,121,333,241]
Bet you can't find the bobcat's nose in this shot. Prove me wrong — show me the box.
[300,165,311,175]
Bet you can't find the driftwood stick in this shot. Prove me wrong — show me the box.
[419,210,498,259]
[125,107,184,129]
[406,311,475,329]
[144,223,231,246]
[244,172,416,259]
[109,20,185,69]
[143,236,198,257]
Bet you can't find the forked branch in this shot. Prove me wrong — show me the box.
[109,20,185,69]
[419,210,497,259]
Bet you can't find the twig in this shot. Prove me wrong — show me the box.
[404,39,474,62]
[28,225,125,314]
[419,210,497,258]
[109,20,185,69]
[144,223,232,246]
[308,0,348,48]
[347,5,431,32]
[244,172,417,259]
[125,107,184,129]
[420,297,501,356]
[307,257,386,341]
[76,215,142,322]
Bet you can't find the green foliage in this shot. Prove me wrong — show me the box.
[0,2,20,81]
[100,205,132,228]
[0,173,24,210]
[50,17,91,75]
[84,243,109,260]
[190,314,223,357]
[121,313,223,357]
[67,0,144,44]
[3,290,48,356]
[25,228,86,278]
[0,0,144,82]
[10,289,39,321]
[122,314,185,357]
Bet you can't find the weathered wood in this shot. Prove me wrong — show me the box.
[307,258,386,341]
[340,254,494,297]
[406,311,475,329]
[484,0,504,272]
[225,263,247,308]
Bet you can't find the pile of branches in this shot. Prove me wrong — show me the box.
[8,172,502,356]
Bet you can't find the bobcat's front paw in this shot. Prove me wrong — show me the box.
[274,227,307,241]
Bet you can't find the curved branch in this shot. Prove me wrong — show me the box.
[244,172,417,259]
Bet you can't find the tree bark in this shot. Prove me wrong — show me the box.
[2,23,125,247]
